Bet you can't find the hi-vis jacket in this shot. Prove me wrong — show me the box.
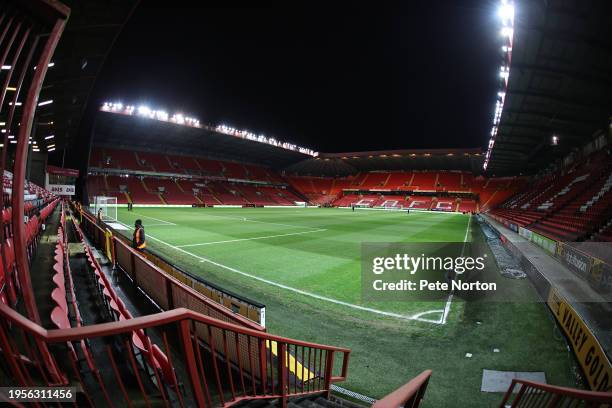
[133,226,146,250]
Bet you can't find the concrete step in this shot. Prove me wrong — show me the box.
[236,394,351,408]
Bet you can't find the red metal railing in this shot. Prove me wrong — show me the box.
[0,301,350,407]
[499,379,612,407]
[372,370,431,408]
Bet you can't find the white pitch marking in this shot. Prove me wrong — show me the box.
[176,229,327,248]
[129,211,176,225]
[115,220,443,324]
[195,212,323,231]
[441,213,472,325]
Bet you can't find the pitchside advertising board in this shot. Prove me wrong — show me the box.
[46,165,78,196]
[547,289,612,391]
[556,243,612,293]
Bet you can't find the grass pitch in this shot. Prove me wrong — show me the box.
[116,207,575,407]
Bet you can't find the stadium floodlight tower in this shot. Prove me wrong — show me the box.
[92,196,118,222]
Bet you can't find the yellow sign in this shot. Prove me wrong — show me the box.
[547,289,612,391]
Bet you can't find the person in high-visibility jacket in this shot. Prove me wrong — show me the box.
[132,219,146,251]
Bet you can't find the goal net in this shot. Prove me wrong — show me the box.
[92,196,118,222]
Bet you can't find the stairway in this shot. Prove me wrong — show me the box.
[237,395,365,408]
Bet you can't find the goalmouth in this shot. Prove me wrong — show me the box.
[91,196,118,222]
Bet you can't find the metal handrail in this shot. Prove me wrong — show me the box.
[499,379,612,407]
[0,302,349,354]
[372,370,432,408]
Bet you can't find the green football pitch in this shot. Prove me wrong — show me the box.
[114,207,575,407]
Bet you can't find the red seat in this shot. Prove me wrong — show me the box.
[51,287,68,311]
[50,306,70,329]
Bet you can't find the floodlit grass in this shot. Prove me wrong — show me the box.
[116,207,575,407]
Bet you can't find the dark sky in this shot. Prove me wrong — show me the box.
[94,1,503,153]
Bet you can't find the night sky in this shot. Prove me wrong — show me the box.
[93,1,503,153]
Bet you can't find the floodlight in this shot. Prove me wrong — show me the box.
[498,3,514,22]
[500,27,513,38]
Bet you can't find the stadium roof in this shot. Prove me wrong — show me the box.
[93,110,312,168]
[33,0,138,154]
[485,0,612,175]
[93,110,485,174]
[286,148,484,177]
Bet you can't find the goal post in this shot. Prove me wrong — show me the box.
[92,196,118,222]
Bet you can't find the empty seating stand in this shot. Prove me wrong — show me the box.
[490,150,612,241]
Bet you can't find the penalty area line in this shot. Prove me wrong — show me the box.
[129,211,176,225]
[116,220,443,325]
[176,228,327,248]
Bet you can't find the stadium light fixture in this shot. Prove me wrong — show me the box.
[101,100,318,157]
[9,102,22,106]
[500,27,514,38]
[551,135,559,145]
[498,1,514,23]
[45,135,55,139]
[138,105,151,116]
[484,0,515,171]
[1,65,10,70]
[38,100,53,106]
[48,147,55,152]
[102,101,203,130]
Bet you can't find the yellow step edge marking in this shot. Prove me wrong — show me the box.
[266,340,316,382]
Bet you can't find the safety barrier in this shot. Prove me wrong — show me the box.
[74,204,264,331]
[75,202,266,327]
[499,378,612,407]
[0,301,350,407]
[372,370,431,408]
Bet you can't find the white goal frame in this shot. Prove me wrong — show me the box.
[92,196,118,222]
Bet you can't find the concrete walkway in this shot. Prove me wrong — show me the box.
[482,215,612,354]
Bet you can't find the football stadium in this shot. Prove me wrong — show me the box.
[0,1,611,407]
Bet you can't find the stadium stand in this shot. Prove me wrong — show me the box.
[2,1,611,407]
[88,147,312,206]
[490,150,612,241]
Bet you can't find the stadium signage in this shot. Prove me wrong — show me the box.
[47,184,75,195]
[556,243,612,293]
[547,289,612,391]
[46,165,79,177]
